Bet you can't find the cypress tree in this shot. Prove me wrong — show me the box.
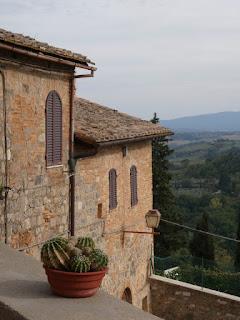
[234,209,240,272]
[151,113,185,256]
[190,212,215,266]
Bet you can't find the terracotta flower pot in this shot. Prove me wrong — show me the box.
[44,266,107,298]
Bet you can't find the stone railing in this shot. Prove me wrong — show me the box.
[0,243,161,320]
[150,274,240,320]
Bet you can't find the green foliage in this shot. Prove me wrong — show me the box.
[170,139,240,265]
[190,212,215,264]
[76,237,95,250]
[234,209,240,271]
[164,264,240,297]
[89,248,108,271]
[151,113,186,256]
[70,254,91,273]
[41,237,70,270]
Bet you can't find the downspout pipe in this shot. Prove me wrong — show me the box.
[69,76,75,237]
[69,70,95,237]
[0,69,8,244]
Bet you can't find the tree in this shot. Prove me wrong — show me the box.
[151,113,186,256]
[218,173,232,194]
[189,212,215,267]
[234,208,240,272]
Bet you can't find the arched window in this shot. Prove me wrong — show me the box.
[45,90,62,167]
[130,165,138,207]
[109,168,117,210]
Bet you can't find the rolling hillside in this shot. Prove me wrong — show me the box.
[161,111,240,132]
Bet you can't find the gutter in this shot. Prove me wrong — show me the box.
[97,131,174,147]
[0,42,96,71]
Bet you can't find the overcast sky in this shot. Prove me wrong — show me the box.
[1,0,240,120]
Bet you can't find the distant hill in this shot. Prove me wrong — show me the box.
[161,111,240,132]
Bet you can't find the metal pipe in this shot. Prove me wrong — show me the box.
[0,42,96,71]
[69,76,75,237]
[0,69,8,244]
[74,70,94,78]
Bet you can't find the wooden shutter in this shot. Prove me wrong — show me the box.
[46,91,62,166]
[109,169,117,210]
[130,165,138,207]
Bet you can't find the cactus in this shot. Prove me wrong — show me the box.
[41,237,70,270]
[89,249,108,271]
[68,236,77,246]
[81,246,93,257]
[70,254,91,273]
[69,247,83,258]
[76,237,95,250]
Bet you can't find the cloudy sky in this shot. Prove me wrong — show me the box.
[1,0,240,119]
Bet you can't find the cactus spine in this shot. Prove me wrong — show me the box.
[90,249,108,271]
[70,255,91,273]
[41,237,70,270]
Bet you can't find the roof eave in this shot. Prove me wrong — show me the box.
[97,131,174,147]
[0,41,97,71]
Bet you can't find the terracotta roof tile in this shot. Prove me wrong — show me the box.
[74,98,173,145]
[0,28,95,67]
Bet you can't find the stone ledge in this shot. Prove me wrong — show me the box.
[150,274,240,303]
[150,274,240,320]
[0,243,160,320]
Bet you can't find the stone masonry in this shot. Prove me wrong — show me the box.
[0,31,164,312]
[0,59,155,311]
[0,73,5,241]
[75,141,153,309]
[0,61,71,256]
[150,275,240,320]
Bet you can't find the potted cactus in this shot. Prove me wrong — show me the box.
[41,236,108,298]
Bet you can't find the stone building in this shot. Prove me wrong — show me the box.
[0,28,96,251]
[0,28,171,310]
[73,98,171,308]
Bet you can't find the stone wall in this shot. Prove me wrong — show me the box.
[0,72,5,241]
[0,61,71,256]
[150,274,240,320]
[0,58,155,311]
[75,141,153,309]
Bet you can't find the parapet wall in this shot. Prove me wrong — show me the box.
[150,274,240,320]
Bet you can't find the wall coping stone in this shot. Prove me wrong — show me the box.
[150,274,240,303]
[0,243,161,320]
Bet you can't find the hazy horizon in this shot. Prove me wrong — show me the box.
[1,0,240,120]
[162,110,240,121]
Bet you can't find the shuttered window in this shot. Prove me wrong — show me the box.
[130,165,138,207]
[45,90,62,167]
[109,169,117,210]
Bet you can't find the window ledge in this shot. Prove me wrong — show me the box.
[46,164,63,169]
